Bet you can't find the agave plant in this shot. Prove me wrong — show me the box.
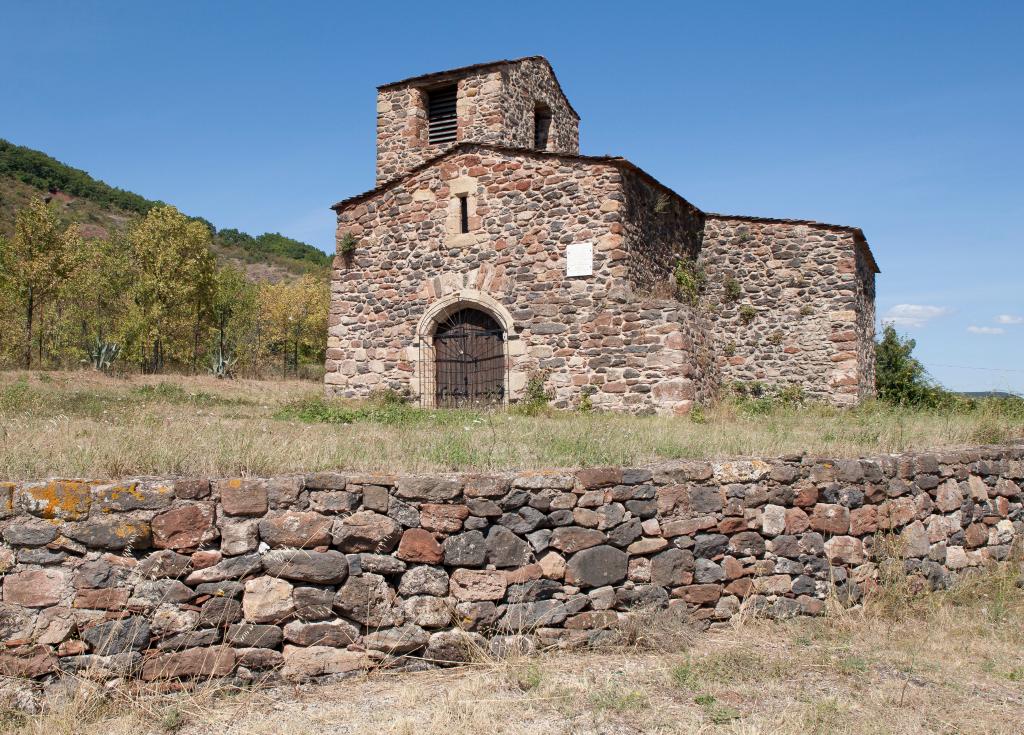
[87,338,120,372]
[209,348,237,379]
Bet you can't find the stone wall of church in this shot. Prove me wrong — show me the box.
[329,146,715,414]
[619,169,706,296]
[375,60,579,186]
[699,217,874,405]
[853,243,878,401]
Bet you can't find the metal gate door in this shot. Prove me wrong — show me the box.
[433,308,505,408]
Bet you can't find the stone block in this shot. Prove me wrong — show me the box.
[261,549,349,585]
[153,504,217,551]
[449,569,507,601]
[332,511,401,553]
[809,503,850,534]
[17,480,91,520]
[218,479,269,516]
[396,528,443,563]
[242,576,295,624]
[333,573,401,627]
[396,476,463,501]
[3,569,68,608]
[282,619,359,647]
[282,645,370,681]
[259,511,332,549]
[549,526,605,553]
[565,545,627,589]
[141,646,234,680]
[95,482,174,512]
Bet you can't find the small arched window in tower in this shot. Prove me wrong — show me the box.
[534,102,552,150]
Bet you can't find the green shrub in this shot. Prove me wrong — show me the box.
[673,257,707,306]
[722,276,742,303]
[875,324,950,408]
[576,384,598,413]
[739,305,756,325]
[339,232,359,256]
[776,384,805,406]
[513,370,553,416]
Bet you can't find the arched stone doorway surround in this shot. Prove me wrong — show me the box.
[411,289,525,407]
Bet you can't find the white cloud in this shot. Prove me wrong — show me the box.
[996,314,1024,325]
[881,304,951,328]
[967,325,1005,335]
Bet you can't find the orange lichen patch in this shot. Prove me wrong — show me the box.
[115,521,147,539]
[96,482,173,512]
[101,483,140,506]
[226,478,244,490]
[17,480,91,521]
[0,482,16,513]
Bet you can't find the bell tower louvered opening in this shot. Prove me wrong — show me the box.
[426,84,458,145]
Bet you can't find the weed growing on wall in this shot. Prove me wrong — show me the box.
[339,232,359,256]
[577,385,596,413]
[722,276,742,303]
[673,257,707,306]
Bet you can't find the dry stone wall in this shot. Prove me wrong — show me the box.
[0,444,1021,689]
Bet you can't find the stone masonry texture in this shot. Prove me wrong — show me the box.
[0,443,1020,686]
[328,56,879,412]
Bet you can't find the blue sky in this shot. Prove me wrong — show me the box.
[2,1,1022,392]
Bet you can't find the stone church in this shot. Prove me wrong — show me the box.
[326,57,878,414]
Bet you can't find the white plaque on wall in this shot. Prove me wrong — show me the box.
[566,242,593,278]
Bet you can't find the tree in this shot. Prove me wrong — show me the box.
[59,233,135,366]
[126,206,216,373]
[210,265,258,366]
[259,274,328,377]
[0,197,83,367]
[875,324,946,407]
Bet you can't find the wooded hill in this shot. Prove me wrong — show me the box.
[0,139,330,281]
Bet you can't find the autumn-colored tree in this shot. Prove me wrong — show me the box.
[210,265,259,368]
[259,274,328,377]
[55,233,135,366]
[126,206,216,372]
[0,200,329,376]
[0,197,83,367]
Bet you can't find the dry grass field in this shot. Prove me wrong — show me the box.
[0,370,1022,480]
[2,560,1022,734]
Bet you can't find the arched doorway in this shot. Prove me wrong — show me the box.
[433,308,505,407]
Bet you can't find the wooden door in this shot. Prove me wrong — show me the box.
[434,308,505,407]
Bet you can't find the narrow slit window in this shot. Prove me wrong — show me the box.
[427,84,458,144]
[534,102,552,150]
[458,195,469,234]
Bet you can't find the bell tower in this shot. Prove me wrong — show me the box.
[373,56,581,186]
